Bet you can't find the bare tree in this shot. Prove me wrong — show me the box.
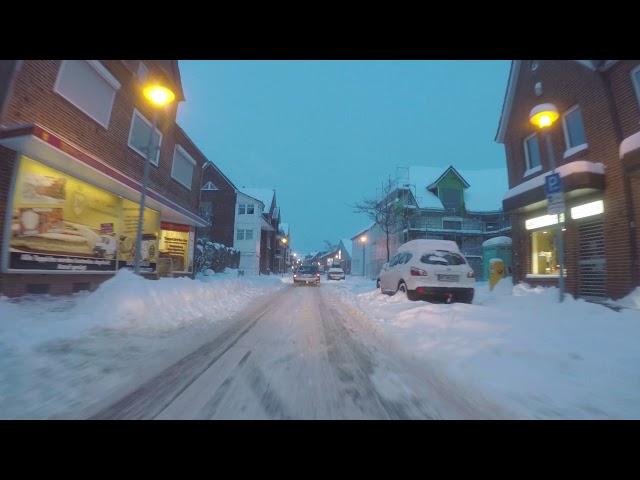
[353,177,410,262]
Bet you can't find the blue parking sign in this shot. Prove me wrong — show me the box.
[544,173,562,195]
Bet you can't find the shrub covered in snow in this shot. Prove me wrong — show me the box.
[194,239,240,274]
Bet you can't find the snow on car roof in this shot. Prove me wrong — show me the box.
[399,239,461,253]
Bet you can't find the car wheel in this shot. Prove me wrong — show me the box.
[376,278,381,288]
[397,281,408,297]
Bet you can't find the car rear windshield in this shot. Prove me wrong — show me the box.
[420,250,466,266]
[330,268,343,272]
[298,266,318,273]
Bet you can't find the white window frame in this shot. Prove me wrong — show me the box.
[238,204,246,215]
[562,105,588,157]
[246,204,255,215]
[127,108,163,166]
[171,144,196,190]
[523,132,542,177]
[237,229,245,241]
[53,60,121,129]
[631,65,640,111]
[245,229,253,240]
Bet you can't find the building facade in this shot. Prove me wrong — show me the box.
[232,191,265,275]
[0,60,208,296]
[199,158,237,248]
[497,60,640,301]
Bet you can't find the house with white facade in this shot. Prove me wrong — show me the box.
[233,191,265,275]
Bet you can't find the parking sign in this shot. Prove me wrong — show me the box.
[544,173,562,196]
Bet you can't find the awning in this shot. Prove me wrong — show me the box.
[502,160,605,213]
[0,124,208,227]
[620,131,640,172]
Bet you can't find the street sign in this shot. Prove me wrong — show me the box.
[544,173,562,196]
[547,192,565,215]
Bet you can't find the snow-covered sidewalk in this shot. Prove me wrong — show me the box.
[0,270,284,419]
[329,277,640,419]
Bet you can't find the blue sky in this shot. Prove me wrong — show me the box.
[177,60,511,254]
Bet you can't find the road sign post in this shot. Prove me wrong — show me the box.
[543,132,565,302]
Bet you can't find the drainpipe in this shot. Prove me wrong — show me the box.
[597,67,639,289]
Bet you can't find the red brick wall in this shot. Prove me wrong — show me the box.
[606,61,640,140]
[502,60,637,299]
[1,60,202,216]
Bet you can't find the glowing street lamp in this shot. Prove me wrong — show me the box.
[359,235,368,277]
[529,102,565,302]
[133,82,176,275]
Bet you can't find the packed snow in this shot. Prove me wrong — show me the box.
[0,270,284,419]
[329,276,640,419]
[482,236,512,247]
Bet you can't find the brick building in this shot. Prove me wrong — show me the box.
[496,60,640,301]
[198,153,238,247]
[0,60,209,296]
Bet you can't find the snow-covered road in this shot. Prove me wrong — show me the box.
[88,282,510,419]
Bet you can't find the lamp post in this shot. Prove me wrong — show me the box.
[133,83,175,275]
[359,235,367,277]
[529,103,565,302]
[280,237,288,274]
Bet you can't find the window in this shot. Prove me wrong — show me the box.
[631,65,640,108]
[389,254,401,267]
[245,229,253,240]
[420,251,466,266]
[137,62,149,82]
[171,145,196,189]
[439,187,461,211]
[128,109,162,165]
[443,220,462,230]
[54,60,120,128]
[236,229,245,241]
[238,204,246,215]
[201,181,218,191]
[523,133,542,174]
[530,230,563,275]
[562,106,587,153]
[247,204,255,215]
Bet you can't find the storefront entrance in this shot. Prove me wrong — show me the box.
[577,218,606,300]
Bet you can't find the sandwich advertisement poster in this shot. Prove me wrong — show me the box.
[8,156,160,273]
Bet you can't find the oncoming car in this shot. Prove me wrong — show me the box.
[378,239,475,303]
[293,265,321,286]
[326,266,345,280]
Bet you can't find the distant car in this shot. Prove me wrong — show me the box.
[294,265,321,286]
[378,239,475,303]
[326,266,345,280]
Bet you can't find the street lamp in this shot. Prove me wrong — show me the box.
[280,237,288,274]
[529,102,565,302]
[133,82,176,275]
[359,235,367,277]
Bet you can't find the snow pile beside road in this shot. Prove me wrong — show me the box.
[331,277,640,419]
[0,271,283,419]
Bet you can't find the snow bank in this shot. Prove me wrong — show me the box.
[616,287,640,310]
[0,270,283,418]
[330,277,640,419]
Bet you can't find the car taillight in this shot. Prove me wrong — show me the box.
[410,267,428,276]
[467,271,474,278]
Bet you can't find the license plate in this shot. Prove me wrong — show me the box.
[437,274,459,282]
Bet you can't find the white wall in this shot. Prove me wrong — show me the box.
[233,192,263,275]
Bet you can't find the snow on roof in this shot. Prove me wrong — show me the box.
[340,238,353,257]
[241,188,275,212]
[482,236,512,248]
[406,166,508,211]
[351,223,375,240]
[620,131,640,159]
[503,160,605,200]
[398,239,461,254]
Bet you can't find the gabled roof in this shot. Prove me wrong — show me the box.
[426,165,470,191]
[241,188,275,213]
[339,238,353,258]
[350,223,375,241]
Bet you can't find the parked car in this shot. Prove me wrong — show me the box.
[294,265,321,286]
[378,239,475,303]
[376,262,389,288]
[327,266,345,280]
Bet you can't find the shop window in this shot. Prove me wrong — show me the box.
[54,60,120,128]
[171,145,196,189]
[530,230,563,275]
[523,133,542,174]
[128,109,162,165]
[562,106,587,153]
[159,223,193,273]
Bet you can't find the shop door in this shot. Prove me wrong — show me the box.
[578,219,606,300]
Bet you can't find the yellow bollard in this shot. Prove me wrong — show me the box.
[489,258,505,291]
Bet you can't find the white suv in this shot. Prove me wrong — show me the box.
[378,239,475,303]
